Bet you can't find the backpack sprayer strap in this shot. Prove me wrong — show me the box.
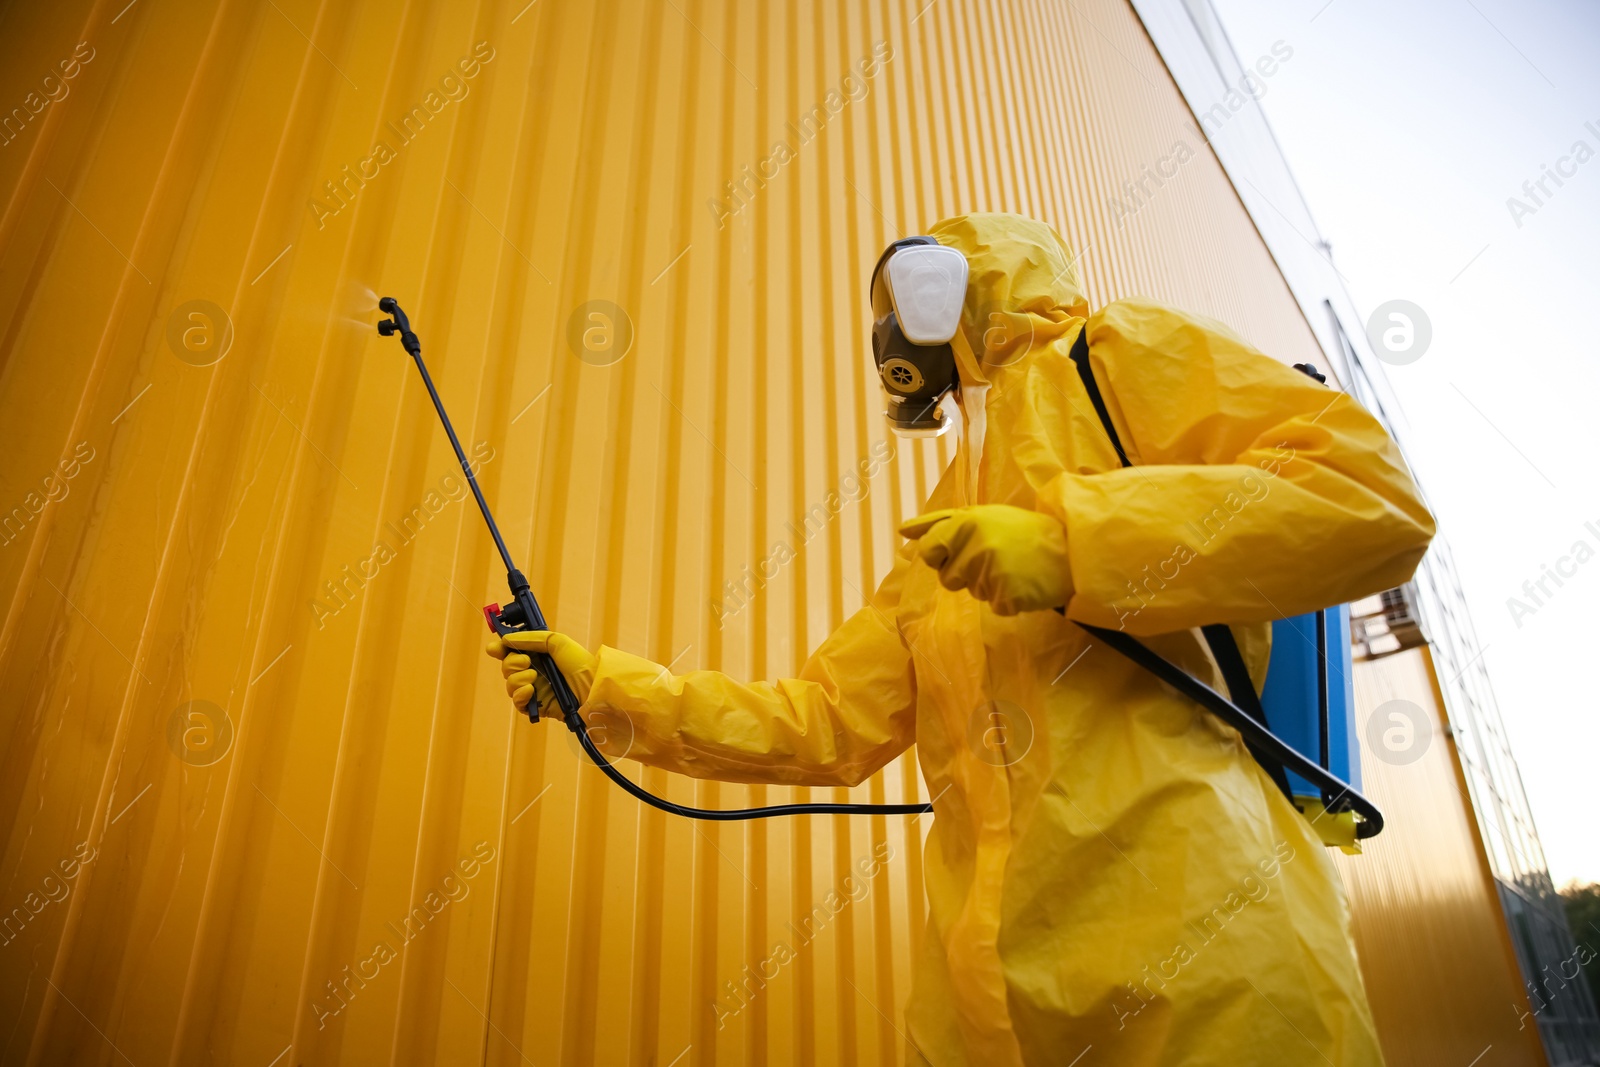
[1201,623,1296,800]
[1065,325,1382,838]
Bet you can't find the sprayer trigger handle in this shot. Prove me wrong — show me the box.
[485,602,542,724]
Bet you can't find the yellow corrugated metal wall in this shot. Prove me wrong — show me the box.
[0,0,1403,1064]
[1338,648,1547,1067]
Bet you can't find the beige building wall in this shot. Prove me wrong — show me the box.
[1338,647,1548,1066]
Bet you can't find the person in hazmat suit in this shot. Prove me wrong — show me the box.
[488,213,1435,1065]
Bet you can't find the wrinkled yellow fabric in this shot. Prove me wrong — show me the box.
[576,213,1435,1065]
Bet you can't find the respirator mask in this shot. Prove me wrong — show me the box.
[869,236,970,437]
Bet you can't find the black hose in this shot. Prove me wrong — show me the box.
[571,719,933,819]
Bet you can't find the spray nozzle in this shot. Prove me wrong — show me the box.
[376,296,420,356]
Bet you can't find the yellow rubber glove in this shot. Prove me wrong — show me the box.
[899,504,1073,616]
[485,630,597,718]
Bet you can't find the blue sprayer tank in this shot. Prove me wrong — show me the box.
[1258,604,1361,798]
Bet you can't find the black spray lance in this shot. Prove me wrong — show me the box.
[377,298,931,820]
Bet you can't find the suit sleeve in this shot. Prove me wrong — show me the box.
[1036,299,1436,635]
[579,550,919,787]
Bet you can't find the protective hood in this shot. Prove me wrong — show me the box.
[928,213,1090,390]
[923,213,1089,499]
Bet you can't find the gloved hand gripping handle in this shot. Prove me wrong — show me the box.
[484,568,583,726]
[376,298,931,820]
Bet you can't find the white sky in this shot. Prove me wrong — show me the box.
[1208,0,1600,887]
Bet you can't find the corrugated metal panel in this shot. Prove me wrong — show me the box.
[0,0,1336,1064]
[1337,647,1548,1067]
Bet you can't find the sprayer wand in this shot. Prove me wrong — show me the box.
[377,298,932,820]
[378,297,579,725]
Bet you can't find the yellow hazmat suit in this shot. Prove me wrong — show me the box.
[496,213,1435,1064]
